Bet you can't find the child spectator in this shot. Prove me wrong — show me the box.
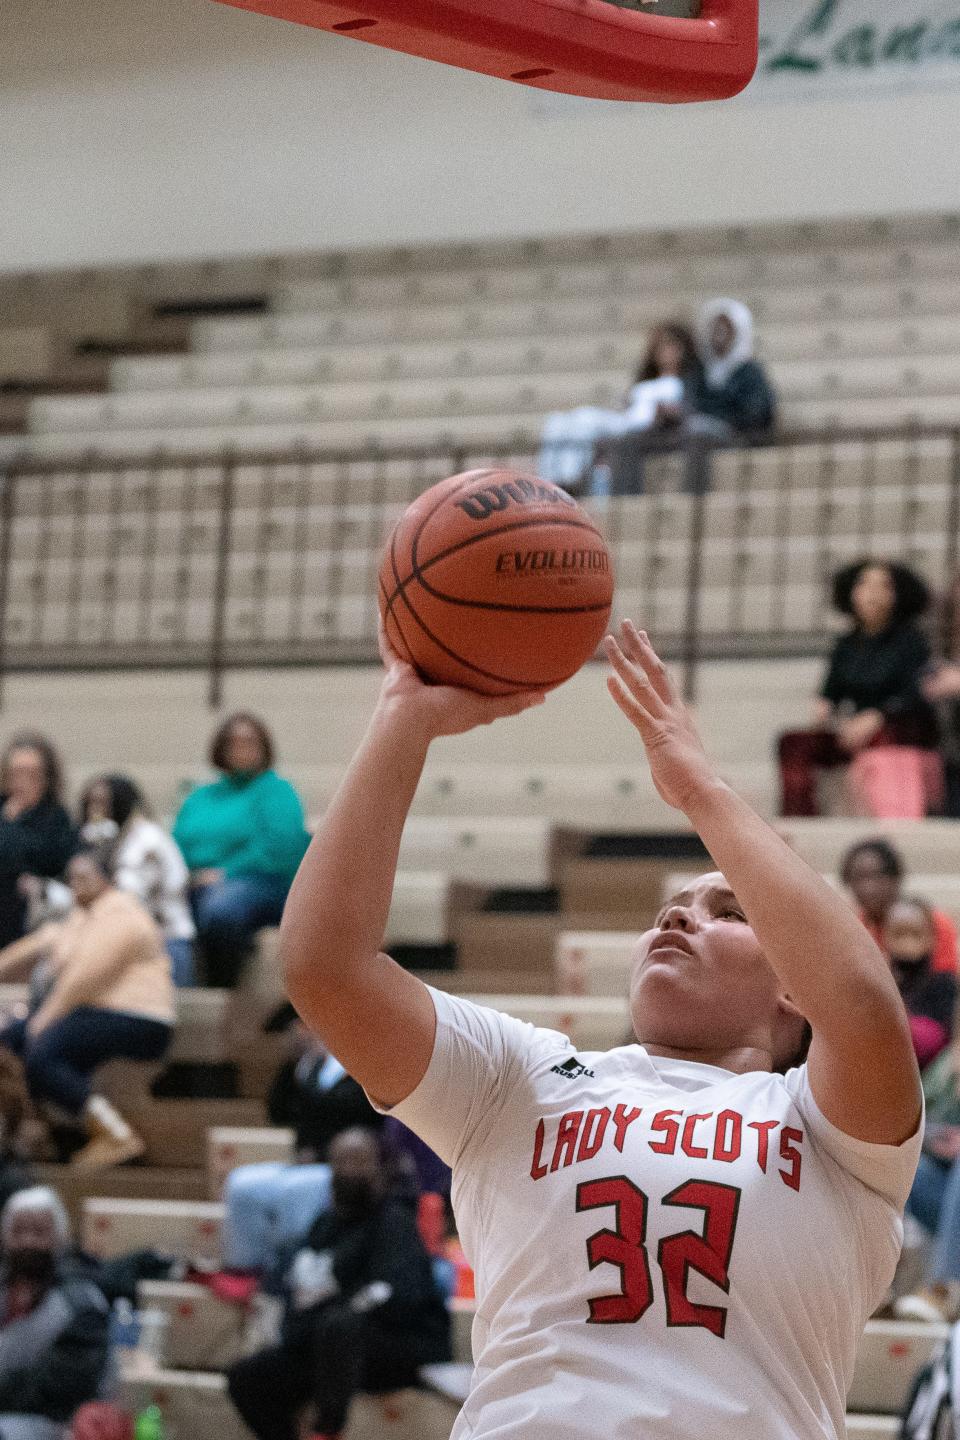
[883,897,957,1069]
[0,736,76,950]
[778,560,940,817]
[0,851,174,1169]
[78,775,195,987]
[173,713,309,987]
[227,1127,450,1440]
[841,838,958,975]
[0,1186,111,1438]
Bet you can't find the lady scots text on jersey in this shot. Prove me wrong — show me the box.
[529,1104,804,1191]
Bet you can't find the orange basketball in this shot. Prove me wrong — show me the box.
[378,469,614,695]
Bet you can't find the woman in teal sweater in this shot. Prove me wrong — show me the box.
[173,713,310,986]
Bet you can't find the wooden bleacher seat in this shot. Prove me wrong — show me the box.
[844,1420,898,1439]
[462,993,629,1052]
[848,1318,949,1416]
[119,1367,248,1440]
[399,817,554,889]
[207,1125,296,1199]
[137,1279,249,1370]
[83,1197,224,1263]
[777,819,960,875]
[554,931,636,998]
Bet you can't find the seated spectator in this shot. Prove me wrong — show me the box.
[686,297,776,440]
[884,897,957,1068]
[0,851,174,1168]
[227,1127,451,1440]
[925,569,960,819]
[267,1003,383,1162]
[604,300,775,495]
[77,775,196,987]
[173,713,310,987]
[841,837,958,975]
[224,1004,382,1273]
[0,1052,33,1210]
[897,1049,960,1322]
[537,321,700,491]
[0,1186,111,1439]
[778,559,940,818]
[0,736,76,950]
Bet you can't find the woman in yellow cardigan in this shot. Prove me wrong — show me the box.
[0,849,174,1168]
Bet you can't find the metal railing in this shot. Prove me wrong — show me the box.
[1,425,959,705]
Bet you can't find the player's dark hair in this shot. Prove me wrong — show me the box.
[831,558,930,625]
[840,837,905,886]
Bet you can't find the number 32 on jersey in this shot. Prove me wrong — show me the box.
[576,1176,741,1337]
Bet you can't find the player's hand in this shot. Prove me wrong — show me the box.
[605,620,718,813]
[377,620,546,739]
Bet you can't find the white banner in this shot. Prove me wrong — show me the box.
[755,0,960,99]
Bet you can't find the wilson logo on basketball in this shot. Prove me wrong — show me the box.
[495,548,609,575]
[455,477,578,521]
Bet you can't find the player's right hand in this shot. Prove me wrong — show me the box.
[377,620,546,739]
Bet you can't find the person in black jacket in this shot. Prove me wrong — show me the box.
[0,736,76,950]
[0,1185,110,1438]
[266,1003,382,1161]
[227,1127,451,1440]
[778,559,939,816]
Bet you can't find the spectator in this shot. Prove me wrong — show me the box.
[841,838,958,975]
[883,897,957,1069]
[173,713,310,987]
[896,1049,960,1322]
[0,1052,33,1211]
[537,321,700,491]
[77,775,195,987]
[0,1186,111,1439]
[0,850,174,1169]
[687,297,777,440]
[924,569,960,819]
[267,1004,382,1162]
[224,1004,382,1273]
[0,736,76,950]
[227,1128,450,1440]
[778,559,940,817]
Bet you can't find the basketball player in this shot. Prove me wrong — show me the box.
[280,618,921,1440]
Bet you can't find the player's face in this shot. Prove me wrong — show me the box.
[629,872,792,1061]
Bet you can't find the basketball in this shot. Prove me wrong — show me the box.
[378,469,614,695]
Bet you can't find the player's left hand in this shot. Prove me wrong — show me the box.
[605,620,718,813]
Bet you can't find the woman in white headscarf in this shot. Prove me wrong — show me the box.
[687,298,776,439]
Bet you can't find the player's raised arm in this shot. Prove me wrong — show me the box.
[279,627,545,1108]
[605,619,921,1147]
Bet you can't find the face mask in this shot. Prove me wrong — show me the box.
[332,1177,376,1216]
[4,1246,56,1286]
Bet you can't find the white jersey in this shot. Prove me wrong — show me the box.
[378,987,921,1440]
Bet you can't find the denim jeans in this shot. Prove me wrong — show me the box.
[165,937,195,987]
[906,1151,960,1283]
[0,1008,171,1114]
[192,874,291,988]
[222,1162,332,1273]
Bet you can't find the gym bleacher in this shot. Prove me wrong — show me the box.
[1,212,960,1437]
